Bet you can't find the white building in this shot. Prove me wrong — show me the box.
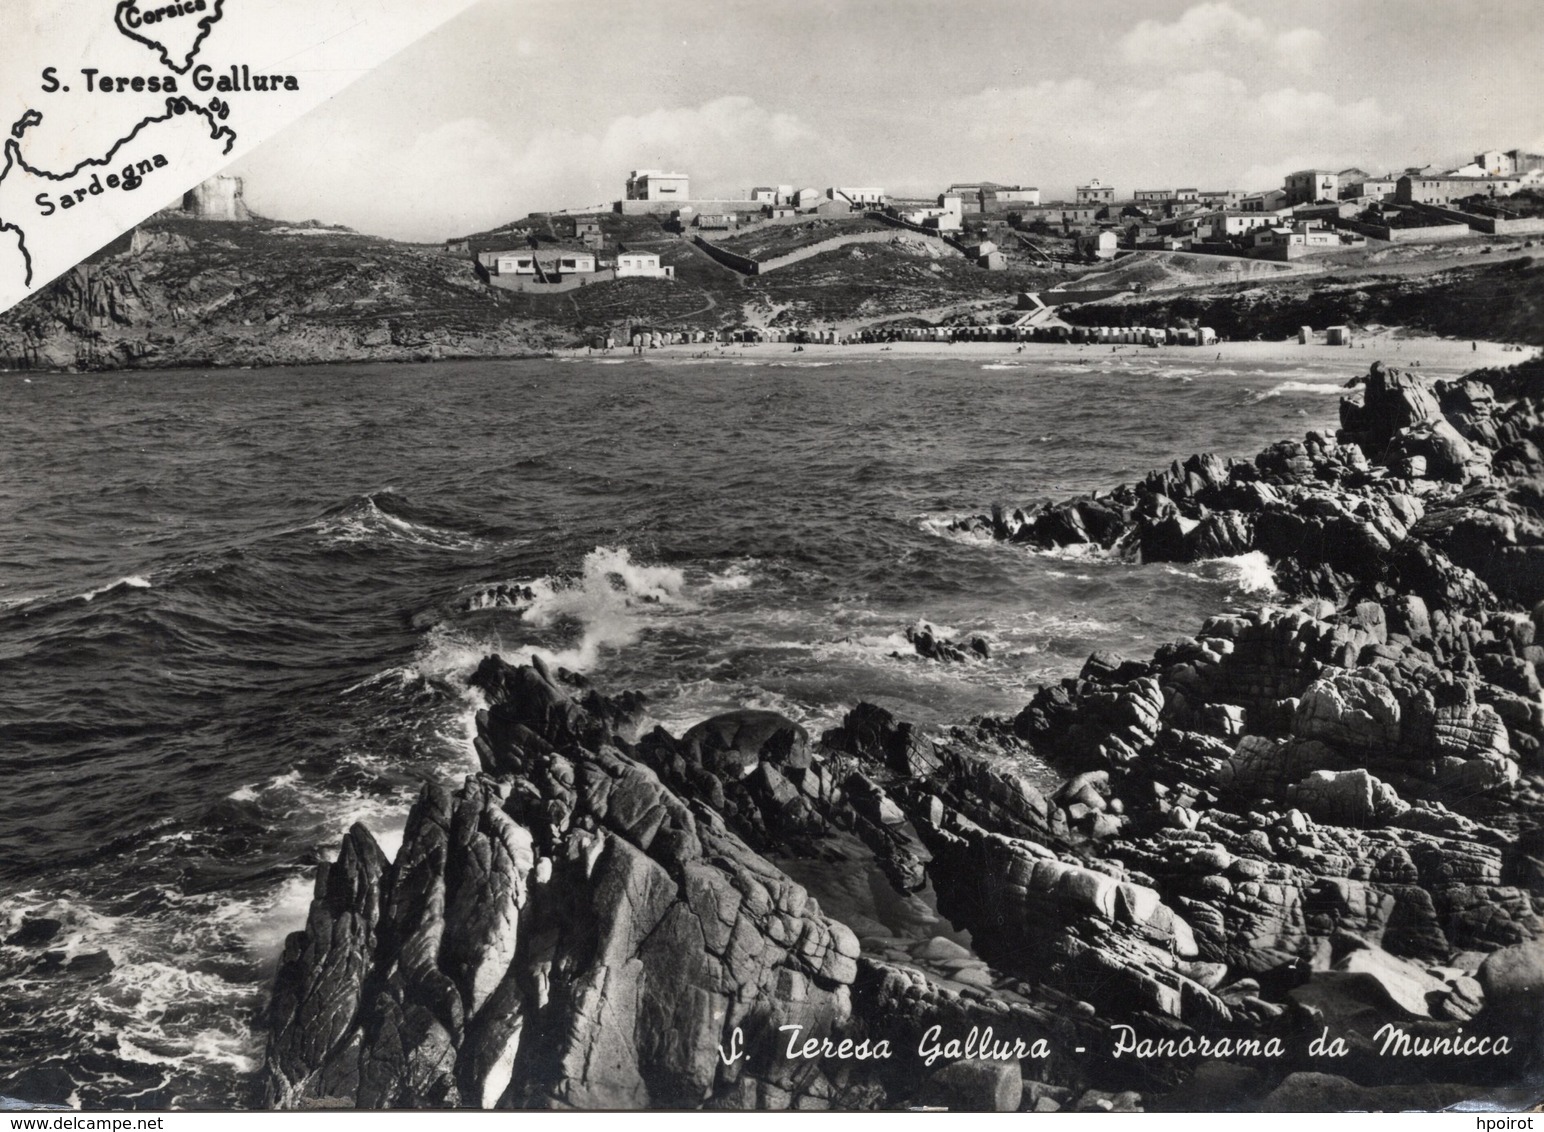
[1075,178,1115,205]
[625,170,690,201]
[616,251,675,279]
[1209,211,1276,240]
[794,187,825,210]
[495,253,537,275]
[1283,170,1339,205]
[991,187,1041,206]
[833,186,885,205]
[1476,150,1517,176]
[899,194,963,231]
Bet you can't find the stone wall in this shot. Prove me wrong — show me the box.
[1410,203,1544,236]
[488,269,617,293]
[1341,218,1472,243]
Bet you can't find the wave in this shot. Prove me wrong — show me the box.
[0,888,265,1098]
[77,575,152,602]
[1025,541,1122,564]
[1161,550,1279,594]
[459,548,763,673]
[225,769,302,803]
[307,492,494,551]
[703,560,757,592]
[1256,380,1345,400]
[914,514,1003,547]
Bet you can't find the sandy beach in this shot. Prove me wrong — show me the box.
[572,332,1538,376]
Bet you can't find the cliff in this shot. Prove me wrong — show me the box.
[0,216,568,371]
[259,358,1544,1111]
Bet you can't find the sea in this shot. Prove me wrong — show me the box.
[0,349,1412,1107]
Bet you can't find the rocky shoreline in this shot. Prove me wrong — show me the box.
[259,357,1544,1111]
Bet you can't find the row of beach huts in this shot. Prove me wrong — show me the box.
[603,324,1223,348]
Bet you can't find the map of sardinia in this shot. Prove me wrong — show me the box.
[0,0,482,316]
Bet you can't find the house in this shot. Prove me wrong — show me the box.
[794,187,825,210]
[1341,177,1397,202]
[1445,162,1489,179]
[832,186,885,206]
[1249,221,1343,254]
[1198,190,1244,208]
[1284,170,1339,205]
[1240,189,1289,213]
[964,240,1005,269]
[1013,203,1100,231]
[1294,200,1358,222]
[896,195,963,231]
[487,250,598,279]
[695,213,737,232]
[626,169,690,201]
[984,186,1040,210]
[1175,187,1201,203]
[1396,174,1524,205]
[1209,211,1276,241]
[1076,179,1115,205]
[1079,229,1119,260]
[616,251,675,279]
[946,183,987,214]
[1476,150,1516,176]
[494,252,538,275]
[1133,189,1175,204]
[750,185,799,205]
[1507,150,1544,174]
[810,197,851,216]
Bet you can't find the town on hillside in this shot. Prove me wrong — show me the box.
[435,149,1544,348]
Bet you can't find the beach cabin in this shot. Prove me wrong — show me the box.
[1198,327,1218,346]
[616,252,674,279]
[1326,326,1351,346]
[495,253,538,276]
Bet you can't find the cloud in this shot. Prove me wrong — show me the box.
[1274,27,1325,71]
[235,95,826,241]
[937,70,1403,196]
[1119,3,1324,73]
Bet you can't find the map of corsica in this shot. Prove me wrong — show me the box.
[114,0,226,74]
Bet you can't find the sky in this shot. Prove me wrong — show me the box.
[228,0,1544,242]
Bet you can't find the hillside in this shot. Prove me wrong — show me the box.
[3,210,1543,371]
[0,212,1061,369]
[1062,256,1544,346]
[0,218,570,370]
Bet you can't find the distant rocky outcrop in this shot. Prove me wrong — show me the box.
[262,358,1544,1111]
[953,359,1544,609]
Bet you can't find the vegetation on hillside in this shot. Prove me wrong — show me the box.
[1063,257,1544,346]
